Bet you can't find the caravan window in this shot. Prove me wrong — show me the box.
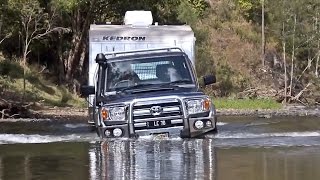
[131,61,169,80]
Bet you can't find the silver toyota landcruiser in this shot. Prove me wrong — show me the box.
[81,48,217,138]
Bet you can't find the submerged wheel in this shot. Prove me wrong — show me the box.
[180,128,191,138]
[212,118,218,133]
[89,125,96,132]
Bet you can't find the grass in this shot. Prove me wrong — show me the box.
[0,59,86,108]
[212,97,282,110]
[1,77,86,108]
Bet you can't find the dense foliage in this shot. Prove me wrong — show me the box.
[0,0,319,104]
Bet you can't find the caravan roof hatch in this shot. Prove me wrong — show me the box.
[124,11,153,26]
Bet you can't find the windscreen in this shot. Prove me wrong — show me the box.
[105,55,194,91]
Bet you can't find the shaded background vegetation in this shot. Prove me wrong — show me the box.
[0,0,320,106]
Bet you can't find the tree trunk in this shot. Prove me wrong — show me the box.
[0,14,2,34]
[261,0,265,67]
[283,23,287,104]
[316,11,319,78]
[289,14,297,97]
[0,14,3,45]
[65,33,81,81]
[316,13,319,78]
[22,38,29,103]
[316,42,319,77]
[65,7,81,82]
[57,34,65,84]
[66,3,93,83]
[283,41,287,103]
[79,40,87,76]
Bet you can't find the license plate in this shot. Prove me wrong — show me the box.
[147,120,171,127]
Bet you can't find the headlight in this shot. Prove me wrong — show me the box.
[101,106,126,121]
[113,128,123,137]
[186,98,211,115]
[194,120,204,129]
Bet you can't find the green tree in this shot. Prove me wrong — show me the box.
[49,0,183,88]
[6,0,68,100]
[267,0,320,102]
[236,0,261,23]
[0,0,12,45]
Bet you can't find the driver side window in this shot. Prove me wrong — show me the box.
[106,63,140,89]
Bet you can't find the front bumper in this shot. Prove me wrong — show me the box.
[96,115,217,138]
[95,96,217,138]
[97,124,131,138]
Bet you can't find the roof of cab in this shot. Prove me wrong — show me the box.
[104,51,188,62]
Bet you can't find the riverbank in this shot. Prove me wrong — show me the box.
[38,104,320,119]
[2,59,319,121]
[217,105,320,117]
[1,104,319,123]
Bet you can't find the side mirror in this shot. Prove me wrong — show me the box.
[80,85,95,97]
[203,75,216,86]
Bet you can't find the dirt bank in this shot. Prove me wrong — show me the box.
[217,105,320,117]
[20,105,320,121]
[1,104,319,123]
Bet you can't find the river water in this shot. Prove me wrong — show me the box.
[0,116,319,180]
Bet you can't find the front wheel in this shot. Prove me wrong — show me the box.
[89,125,97,132]
[180,128,191,138]
[212,117,218,133]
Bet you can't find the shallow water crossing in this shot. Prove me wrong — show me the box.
[0,116,319,180]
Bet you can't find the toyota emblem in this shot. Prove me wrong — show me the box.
[150,106,163,116]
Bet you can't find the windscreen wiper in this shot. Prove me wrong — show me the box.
[161,79,192,87]
[119,83,157,92]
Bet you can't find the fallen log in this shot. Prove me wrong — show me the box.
[289,83,312,106]
[0,98,31,119]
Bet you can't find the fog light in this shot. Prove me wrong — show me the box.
[105,129,111,137]
[113,128,123,137]
[206,120,212,128]
[194,120,204,129]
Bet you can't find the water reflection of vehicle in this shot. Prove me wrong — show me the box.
[88,139,217,180]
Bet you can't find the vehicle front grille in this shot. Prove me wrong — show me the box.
[132,98,184,131]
